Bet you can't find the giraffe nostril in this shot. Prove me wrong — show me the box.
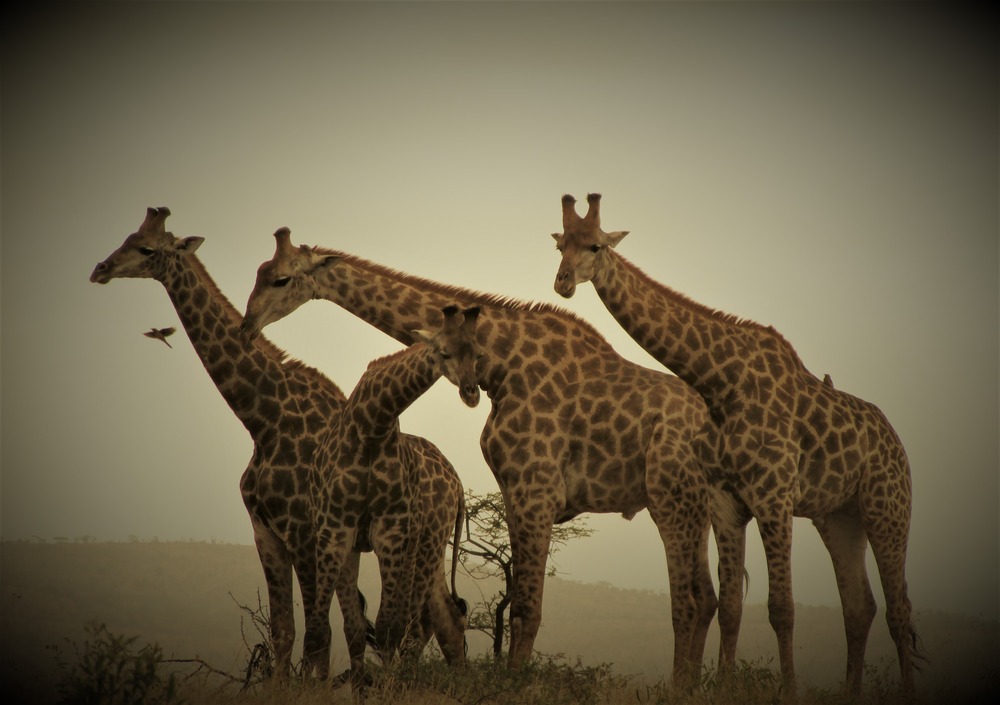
[90,262,111,283]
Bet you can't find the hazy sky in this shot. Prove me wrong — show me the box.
[3,2,997,626]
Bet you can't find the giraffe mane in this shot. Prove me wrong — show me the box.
[615,251,810,371]
[311,247,613,347]
[184,253,347,399]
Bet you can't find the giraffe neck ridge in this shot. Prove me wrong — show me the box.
[592,249,806,400]
[312,248,608,348]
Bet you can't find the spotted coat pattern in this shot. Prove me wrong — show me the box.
[308,306,480,685]
[242,230,722,682]
[90,208,466,682]
[552,193,919,699]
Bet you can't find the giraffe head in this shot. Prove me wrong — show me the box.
[551,193,628,298]
[239,227,337,343]
[90,207,205,284]
[413,305,483,408]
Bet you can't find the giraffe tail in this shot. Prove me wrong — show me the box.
[910,622,929,673]
[450,492,469,620]
[357,589,379,651]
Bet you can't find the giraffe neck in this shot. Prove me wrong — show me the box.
[347,344,441,440]
[159,255,335,438]
[310,251,611,398]
[314,253,463,346]
[591,249,781,409]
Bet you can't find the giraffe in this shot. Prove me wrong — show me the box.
[89,207,467,682]
[551,193,921,699]
[239,227,722,684]
[309,303,481,688]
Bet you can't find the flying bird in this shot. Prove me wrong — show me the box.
[143,327,176,348]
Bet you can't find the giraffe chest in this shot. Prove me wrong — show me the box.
[240,462,312,550]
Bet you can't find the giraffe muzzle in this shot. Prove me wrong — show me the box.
[554,269,576,298]
[460,384,480,408]
[90,261,112,284]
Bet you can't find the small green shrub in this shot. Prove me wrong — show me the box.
[55,621,180,705]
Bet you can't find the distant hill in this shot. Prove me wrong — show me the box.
[2,540,997,704]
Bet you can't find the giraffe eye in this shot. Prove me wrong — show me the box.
[138,246,155,256]
[589,244,602,254]
[272,277,291,288]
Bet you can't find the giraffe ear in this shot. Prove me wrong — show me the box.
[462,306,481,324]
[603,230,629,248]
[308,252,341,273]
[551,232,563,244]
[410,329,433,344]
[174,236,205,254]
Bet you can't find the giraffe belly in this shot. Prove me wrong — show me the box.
[562,463,648,519]
[793,453,862,517]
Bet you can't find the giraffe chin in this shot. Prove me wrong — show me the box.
[553,279,576,299]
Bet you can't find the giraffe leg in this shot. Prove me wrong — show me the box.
[757,507,797,701]
[297,533,333,679]
[331,545,371,693]
[405,515,449,661]
[813,506,876,698]
[861,458,918,700]
[712,492,751,676]
[868,537,917,700]
[249,516,295,679]
[418,602,433,647]
[645,440,708,687]
[690,517,719,670]
[505,484,556,668]
[372,513,417,663]
[315,519,362,685]
[647,512,701,684]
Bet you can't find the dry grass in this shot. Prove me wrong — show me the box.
[9,542,997,705]
[85,648,986,705]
